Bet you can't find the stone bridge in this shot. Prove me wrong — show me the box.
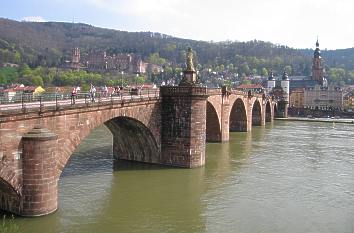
[0,87,277,216]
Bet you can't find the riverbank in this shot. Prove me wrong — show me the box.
[275,117,354,124]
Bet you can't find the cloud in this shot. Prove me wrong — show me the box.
[22,16,46,22]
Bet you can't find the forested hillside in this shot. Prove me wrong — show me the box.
[0,17,353,86]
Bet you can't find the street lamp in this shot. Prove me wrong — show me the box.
[161,68,164,85]
[121,71,124,87]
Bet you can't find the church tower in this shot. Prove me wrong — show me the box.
[312,39,324,85]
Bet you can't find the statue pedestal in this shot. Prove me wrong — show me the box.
[179,70,197,86]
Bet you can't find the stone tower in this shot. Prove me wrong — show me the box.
[267,70,276,93]
[312,39,324,85]
[277,71,290,118]
[71,47,81,69]
[160,47,208,168]
[281,71,290,103]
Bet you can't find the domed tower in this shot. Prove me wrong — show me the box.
[281,71,290,102]
[267,70,276,93]
[312,39,324,85]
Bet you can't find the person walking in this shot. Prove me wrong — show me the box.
[71,87,77,105]
[90,84,96,102]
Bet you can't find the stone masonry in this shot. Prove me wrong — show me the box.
[0,89,276,216]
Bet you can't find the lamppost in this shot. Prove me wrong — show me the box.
[161,68,164,85]
[121,71,124,87]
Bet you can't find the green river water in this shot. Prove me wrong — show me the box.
[3,120,354,233]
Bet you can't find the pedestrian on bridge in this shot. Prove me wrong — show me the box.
[90,84,96,102]
[71,87,77,105]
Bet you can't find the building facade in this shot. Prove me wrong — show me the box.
[343,91,354,112]
[289,88,304,108]
[304,84,343,109]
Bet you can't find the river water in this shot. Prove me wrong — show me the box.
[6,121,354,233]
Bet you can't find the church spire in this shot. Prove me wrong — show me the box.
[314,37,321,58]
[316,36,319,48]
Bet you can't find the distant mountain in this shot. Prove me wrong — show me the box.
[0,17,353,74]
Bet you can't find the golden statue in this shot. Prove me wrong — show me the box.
[186,47,195,71]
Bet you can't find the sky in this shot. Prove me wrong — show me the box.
[1,0,354,50]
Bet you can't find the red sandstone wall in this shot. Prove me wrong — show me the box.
[0,100,161,195]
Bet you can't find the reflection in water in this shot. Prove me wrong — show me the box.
[6,121,354,233]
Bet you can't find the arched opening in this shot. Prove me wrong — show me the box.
[274,104,278,118]
[230,98,247,132]
[53,123,203,232]
[206,102,221,142]
[105,116,160,164]
[58,116,160,177]
[252,100,262,126]
[56,117,160,226]
[0,178,20,214]
[265,101,272,122]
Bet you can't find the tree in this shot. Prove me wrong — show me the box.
[0,72,5,84]
[135,75,146,85]
[240,63,250,75]
[284,65,292,75]
[147,53,166,65]
[261,67,268,77]
[252,68,258,76]
[328,68,346,84]
[31,75,44,86]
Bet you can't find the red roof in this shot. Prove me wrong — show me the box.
[2,86,36,92]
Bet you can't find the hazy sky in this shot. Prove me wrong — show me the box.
[1,0,354,49]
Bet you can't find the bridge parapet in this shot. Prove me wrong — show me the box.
[0,90,160,117]
[206,88,222,95]
[160,86,206,96]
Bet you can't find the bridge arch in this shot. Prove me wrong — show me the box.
[229,98,248,132]
[206,101,221,142]
[0,177,20,214]
[105,116,160,163]
[265,101,272,122]
[252,99,262,126]
[274,103,278,118]
[56,104,161,176]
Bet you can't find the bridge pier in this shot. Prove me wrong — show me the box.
[21,126,58,216]
[276,100,289,118]
[220,95,230,142]
[160,86,208,168]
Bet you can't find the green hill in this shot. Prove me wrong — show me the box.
[0,17,353,85]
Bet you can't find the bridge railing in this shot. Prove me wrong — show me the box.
[160,86,207,96]
[206,88,222,95]
[0,89,160,115]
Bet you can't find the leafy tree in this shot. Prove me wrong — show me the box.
[261,67,268,77]
[147,53,166,65]
[135,75,146,85]
[31,75,44,86]
[252,68,258,75]
[240,63,250,75]
[284,65,292,75]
